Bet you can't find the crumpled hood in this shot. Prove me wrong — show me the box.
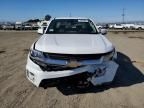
[35,34,114,54]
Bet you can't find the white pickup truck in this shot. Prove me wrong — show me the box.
[123,24,135,29]
[26,17,119,87]
[134,24,144,30]
[111,24,124,29]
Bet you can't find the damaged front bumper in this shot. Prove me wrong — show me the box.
[26,55,119,87]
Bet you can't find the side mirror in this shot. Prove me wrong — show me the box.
[100,29,107,35]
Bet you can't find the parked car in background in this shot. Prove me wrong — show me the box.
[2,24,15,30]
[37,20,50,27]
[37,26,47,34]
[15,22,23,30]
[37,21,50,33]
[96,25,103,31]
[123,24,135,30]
[112,24,125,29]
[23,23,32,30]
[134,24,144,30]
[109,23,144,30]
[109,24,115,29]
[32,24,39,30]
[26,17,119,87]
[96,25,102,29]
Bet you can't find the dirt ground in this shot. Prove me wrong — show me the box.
[0,31,144,108]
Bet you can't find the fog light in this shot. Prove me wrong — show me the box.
[26,70,35,81]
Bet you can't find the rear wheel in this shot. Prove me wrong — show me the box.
[138,27,142,30]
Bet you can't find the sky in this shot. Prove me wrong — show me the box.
[0,0,144,22]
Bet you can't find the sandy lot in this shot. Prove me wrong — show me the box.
[0,31,144,108]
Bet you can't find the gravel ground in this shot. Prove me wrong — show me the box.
[0,31,144,108]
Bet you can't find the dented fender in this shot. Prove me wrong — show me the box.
[87,61,119,86]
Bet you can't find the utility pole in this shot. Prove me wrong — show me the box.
[122,8,125,24]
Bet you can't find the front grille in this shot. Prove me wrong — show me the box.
[30,57,81,71]
[43,52,111,61]
[30,51,112,71]
[40,64,82,71]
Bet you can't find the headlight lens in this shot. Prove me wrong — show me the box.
[29,49,49,68]
[30,49,44,60]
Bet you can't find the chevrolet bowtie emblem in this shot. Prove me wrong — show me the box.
[67,60,80,68]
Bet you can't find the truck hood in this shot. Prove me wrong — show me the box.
[35,34,114,54]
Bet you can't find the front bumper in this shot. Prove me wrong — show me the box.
[26,56,119,87]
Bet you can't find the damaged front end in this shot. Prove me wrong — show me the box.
[27,48,119,87]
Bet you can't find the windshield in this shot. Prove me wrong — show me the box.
[46,19,98,34]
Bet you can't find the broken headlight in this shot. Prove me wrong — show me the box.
[29,49,48,67]
[103,49,115,61]
[30,49,45,60]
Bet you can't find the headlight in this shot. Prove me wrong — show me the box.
[30,49,44,60]
[29,49,48,67]
[103,49,115,61]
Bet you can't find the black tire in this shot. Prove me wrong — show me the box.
[122,27,126,30]
[138,27,142,30]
